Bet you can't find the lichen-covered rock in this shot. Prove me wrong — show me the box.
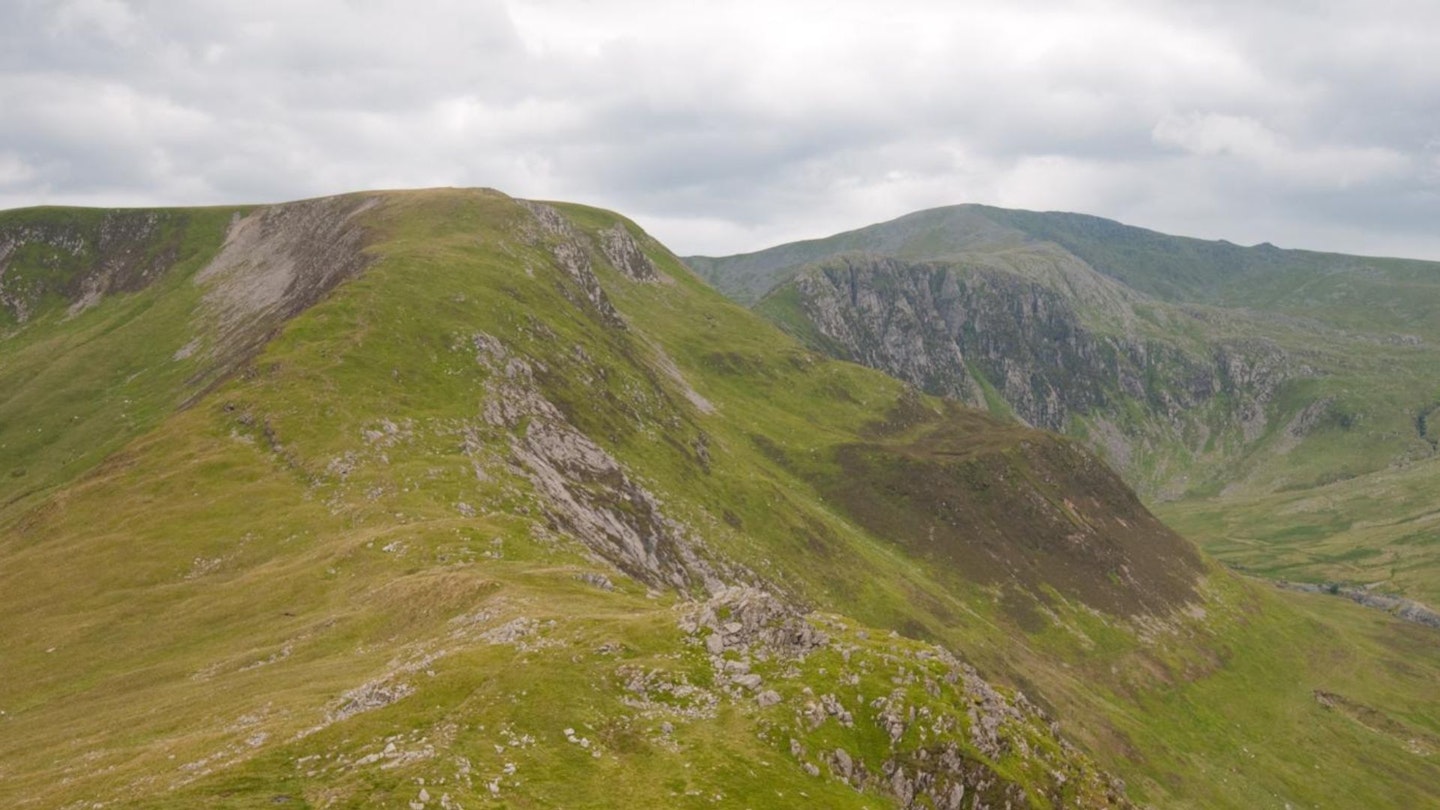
[679,586,828,657]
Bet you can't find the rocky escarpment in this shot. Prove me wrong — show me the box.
[0,208,187,325]
[520,202,671,322]
[769,253,1309,494]
[0,197,386,392]
[451,202,722,591]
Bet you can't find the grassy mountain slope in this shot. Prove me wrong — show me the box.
[684,207,1031,306]
[2,190,1439,808]
[687,203,1440,331]
[974,206,1440,334]
[0,206,245,509]
[688,206,1440,603]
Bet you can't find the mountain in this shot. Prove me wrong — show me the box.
[3,190,1440,808]
[686,205,1440,602]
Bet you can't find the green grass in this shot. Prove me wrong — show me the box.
[0,206,244,509]
[5,189,1440,808]
[1159,454,1440,604]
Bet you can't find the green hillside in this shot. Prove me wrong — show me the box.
[3,190,1439,808]
[688,205,1440,606]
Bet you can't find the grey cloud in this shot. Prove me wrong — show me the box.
[2,0,1439,260]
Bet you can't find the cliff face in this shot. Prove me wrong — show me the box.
[769,253,1301,495]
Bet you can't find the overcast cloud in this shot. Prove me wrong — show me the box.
[3,0,1439,258]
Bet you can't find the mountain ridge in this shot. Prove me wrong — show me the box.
[685,202,1440,310]
[3,189,1440,808]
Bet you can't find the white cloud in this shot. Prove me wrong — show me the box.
[0,0,1438,259]
[0,153,38,188]
[1152,112,1409,188]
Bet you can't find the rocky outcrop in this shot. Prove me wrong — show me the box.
[679,589,1135,808]
[521,201,628,328]
[679,586,828,657]
[851,652,1133,809]
[599,223,664,283]
[473,331,718,591]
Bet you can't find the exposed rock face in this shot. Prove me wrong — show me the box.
[0,210,180,324]
[794,255,985,407]
[782,253,1307,492]
[195,195,379,370]
[521,201,627,327]
[450,202,735,591]
[473,331,717,591]
[599,223,664,283]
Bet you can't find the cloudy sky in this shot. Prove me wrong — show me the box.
[3,0,1439,258]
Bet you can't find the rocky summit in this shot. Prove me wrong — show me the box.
[2,190,1439,808]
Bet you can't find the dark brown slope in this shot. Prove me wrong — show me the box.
[829,412,1204,620]
[764,390,1206,624]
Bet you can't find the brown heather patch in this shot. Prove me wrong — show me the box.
[823,402,1204,620]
